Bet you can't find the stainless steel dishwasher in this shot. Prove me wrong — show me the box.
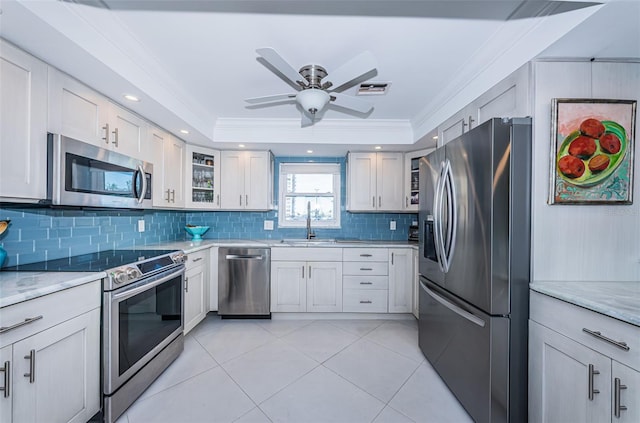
[218,247,271,318]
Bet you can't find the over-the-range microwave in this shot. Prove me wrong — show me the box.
[47,133,153,209]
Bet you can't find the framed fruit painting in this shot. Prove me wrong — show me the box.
[549,98,636,204]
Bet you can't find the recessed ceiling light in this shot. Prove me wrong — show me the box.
[180,129,189,134]
[374,146,382,150]
[239,144,245,148]
[307,150,313,154]
[433,135,439,140]
[123,94,140,102]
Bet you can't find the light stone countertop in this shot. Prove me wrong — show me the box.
[0,240,416,308]
[0,271,106,308]
[530,281,640,326]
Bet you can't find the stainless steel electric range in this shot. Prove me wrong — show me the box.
[4,249,188,423]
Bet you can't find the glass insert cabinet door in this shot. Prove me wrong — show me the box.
[186,146,220,208]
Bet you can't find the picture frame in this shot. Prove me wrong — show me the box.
[549,98,636,204]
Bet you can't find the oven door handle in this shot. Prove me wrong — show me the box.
[112,267,184,301]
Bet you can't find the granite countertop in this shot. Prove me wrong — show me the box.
[530,281,640,326]
[0,271,106,308]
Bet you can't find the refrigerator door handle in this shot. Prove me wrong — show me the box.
[441,159,457,273]
[420,280,486,328]
[433,161,446,272]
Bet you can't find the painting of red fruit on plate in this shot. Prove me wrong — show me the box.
[550,98,636,204]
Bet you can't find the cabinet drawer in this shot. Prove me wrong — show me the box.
[271,247,342,262]
[0,280,101,347]
[343,261,388,276]
[343,275,388,290]
[343,289,388,313]
[343,248,388,262]
[530,291,640,370]
[186,249,208,270]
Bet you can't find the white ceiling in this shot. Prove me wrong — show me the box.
[1,0,639,156]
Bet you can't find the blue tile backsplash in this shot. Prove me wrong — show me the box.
[0,156,417,267]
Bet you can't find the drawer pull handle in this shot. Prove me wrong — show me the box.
[192,257,203,262]
[24,349,35,383]
[582,328,630,351]
[360,254,372,257]
[614,377,628,417]
[360,282,373,285]
[588,364,600,400]
[360,268,373,271]
[360,300,372,304]
[0,315,43,334]
[0,361,9,398]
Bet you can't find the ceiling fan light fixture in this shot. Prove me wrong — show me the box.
[297,89,330,115]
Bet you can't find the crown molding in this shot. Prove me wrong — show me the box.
[214,118,414,145]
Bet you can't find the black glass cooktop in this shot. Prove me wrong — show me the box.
[2,249,179,272]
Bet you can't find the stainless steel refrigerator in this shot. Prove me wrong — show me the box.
[418,117,532,423]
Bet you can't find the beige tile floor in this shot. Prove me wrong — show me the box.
[116,315,472,423]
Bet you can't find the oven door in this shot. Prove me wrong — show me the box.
[103,266,184,395]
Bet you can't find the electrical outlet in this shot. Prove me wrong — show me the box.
[264,220,274,230]
[390,220,396,231]
[137,220,145,232]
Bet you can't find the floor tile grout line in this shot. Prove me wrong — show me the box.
[363,328,424,363]
[323,319,386,338]
[253,360,323,409]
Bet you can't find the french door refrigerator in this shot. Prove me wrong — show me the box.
[418,117,532,423]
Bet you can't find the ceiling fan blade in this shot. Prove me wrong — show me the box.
[256,48,308,87]
[245,93,296,104]
[327,51,377,91]
[330,92,373,113]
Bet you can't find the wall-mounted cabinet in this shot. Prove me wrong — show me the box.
[347,152,403,211]
[0,40,48,202]
[185,145,221,209]
[151,127,185,208]
[49,70,149,160]
[220,150,273,210]
[437,63,530,147]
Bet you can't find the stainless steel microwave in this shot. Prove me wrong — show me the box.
[47,134,152,209]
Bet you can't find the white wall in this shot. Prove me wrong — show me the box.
[531,61,640,282]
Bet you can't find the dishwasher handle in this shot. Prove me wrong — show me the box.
[225,254,264,260]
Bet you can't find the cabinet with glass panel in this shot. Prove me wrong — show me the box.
[185,145,221,209]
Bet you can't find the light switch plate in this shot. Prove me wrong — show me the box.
[264,220,274,230]
[390,220,396,231]
[137,220,145,232]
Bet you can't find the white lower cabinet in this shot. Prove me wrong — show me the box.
[270,248,343,313]
[0,281,101,423]
[529,291,639,423]
[342,248,389,313]
[184,249,209,334]
[388,248,413,313]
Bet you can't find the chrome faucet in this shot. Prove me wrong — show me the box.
[306,201,316,240]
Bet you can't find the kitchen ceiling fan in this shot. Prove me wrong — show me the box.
[245,48,377,126]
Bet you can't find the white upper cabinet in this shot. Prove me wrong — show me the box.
[438,63,530,146]
[150,126,185,208]
[49,69,149,160]
[347,152,403,211]
[0,40,48,202]
[220,150,273,210]
[185,145,221,209]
